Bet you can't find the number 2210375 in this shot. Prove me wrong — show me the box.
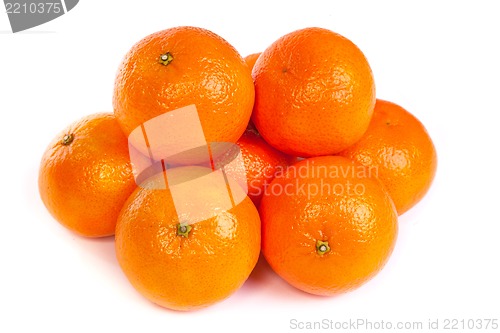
[5,2,62,14]
[443,319,498,330]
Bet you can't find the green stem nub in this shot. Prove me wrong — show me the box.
[61,134,74,146]
[316,240,331,255]
[159,52,174,66]
[177,223,192,238]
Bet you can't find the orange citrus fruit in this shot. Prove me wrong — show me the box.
[113,26,254,145]
[260,156,398,295]
[38,113,137,237]
[244,52,261,70]
[226,126,293,206]
[115,166,261,311]
[252,27,375,157]
[338,99,437,215]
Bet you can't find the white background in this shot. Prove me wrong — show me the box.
[1,1,499,332]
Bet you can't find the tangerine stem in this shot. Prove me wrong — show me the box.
[177,223,192,238]
[159,52,174,66]
[316,240,330,255]
[61,134,74,146]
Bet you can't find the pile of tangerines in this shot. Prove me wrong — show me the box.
[39,26,437,311]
